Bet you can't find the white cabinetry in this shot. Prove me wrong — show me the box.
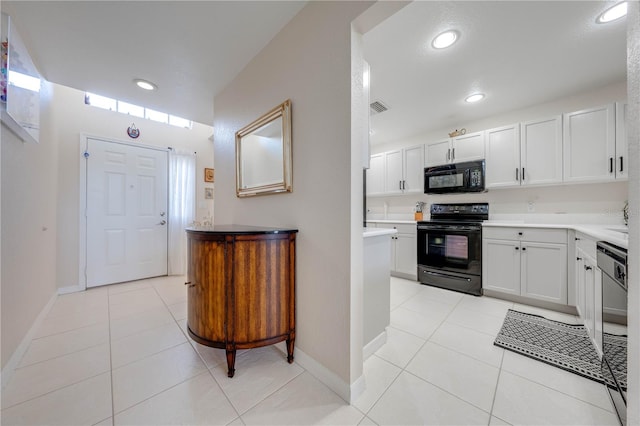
[563,103,617,183]
[366,153,384,196]
[370,222,417,280]
[384,145,424,195]
[425,131,485,167]
[615,102,628,180]
[485,117,563,189]
[483,227,568,304]
[574,233,602,350]
[368,145,424,196]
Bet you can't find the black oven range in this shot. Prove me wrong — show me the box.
[417,203,488,296]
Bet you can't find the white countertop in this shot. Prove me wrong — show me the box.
[363,227,398,238]
[366,219,417,225]
[483,221,628,249]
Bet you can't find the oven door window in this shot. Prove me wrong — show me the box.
[426,233,470,266]
[418,227,482,275]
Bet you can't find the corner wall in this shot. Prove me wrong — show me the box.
[213,1,373,398]
[1,81,57,370]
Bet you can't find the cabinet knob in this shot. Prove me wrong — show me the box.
[585,266,592,271]
[518,232,523,236]
[575,237,580,241]
[522,247,527,251]
[515,246,519,250]
[577,257,582,261]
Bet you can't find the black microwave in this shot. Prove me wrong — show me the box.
[424,160,486,194]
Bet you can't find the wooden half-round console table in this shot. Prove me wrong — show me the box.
[185,225,298,378]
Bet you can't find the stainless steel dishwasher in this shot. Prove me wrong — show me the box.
[597,241,627,426]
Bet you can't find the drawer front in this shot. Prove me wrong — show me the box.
[483,227,567,244]
[575,233,597,258]
[377,223,416,234]
[482,227,521,241]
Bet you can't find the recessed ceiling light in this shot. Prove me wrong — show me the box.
[432,30,459,49]
[596,2,627,23]
[465,93,485,103]
[134,79,157,91]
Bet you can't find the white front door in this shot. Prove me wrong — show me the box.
[86,138,168,287]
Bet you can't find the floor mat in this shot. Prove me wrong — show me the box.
[494,309,603,384]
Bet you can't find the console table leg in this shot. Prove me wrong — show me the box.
[286,337,295,363]
[226,349,236,377]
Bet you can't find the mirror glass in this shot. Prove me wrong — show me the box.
[236,100,292,197]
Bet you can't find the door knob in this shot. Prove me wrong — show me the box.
[160,212,166,217]
[158,220,167,225]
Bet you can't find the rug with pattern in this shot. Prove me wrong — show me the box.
[494,309,604,384]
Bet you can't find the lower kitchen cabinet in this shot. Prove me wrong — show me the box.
[369,222,417,280]
[483,227,568,304]
[574,232,603,351]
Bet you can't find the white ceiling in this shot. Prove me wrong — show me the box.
[2,1,307,126]
[364,1,627,145]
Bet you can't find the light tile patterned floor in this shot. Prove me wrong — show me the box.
[0,276,619,425]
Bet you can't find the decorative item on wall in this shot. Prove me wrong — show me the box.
[448,128,466,138]
[204,168,214,183]
[204,187,214,200]
[127,123,140,139]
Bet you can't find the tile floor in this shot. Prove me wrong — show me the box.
[1,276,619,425]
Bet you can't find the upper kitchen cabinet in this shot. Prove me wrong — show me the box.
[366,153,385,196]
[368,144,424,196]
[486,117,562,188]
[485,124,520,188]
[425,131,485,167]
[615,102,628,180]
[520,116,563,186]
[563,103,618,183]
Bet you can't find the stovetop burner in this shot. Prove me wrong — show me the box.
[422,202,489,223]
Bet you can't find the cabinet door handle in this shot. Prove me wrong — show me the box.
[399,181,402,190]
[184,282,196,288]
[585,265,593,271]
[518,232,523,236]
[452,148,455,161]
[516,168,519,181]
[403,180,406,190]
[447,148,451,161]
[609,157,614,173]
[521,168,525,181]
[575,237,580,241]
[620,156,624,172]
[577,257,582,261]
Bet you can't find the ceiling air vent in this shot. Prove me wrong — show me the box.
[369,100,389,115]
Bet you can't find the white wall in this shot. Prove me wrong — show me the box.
[626,2,639,423]
[213,1,373,400]
[52,84,214,290]
[1,81,57,370]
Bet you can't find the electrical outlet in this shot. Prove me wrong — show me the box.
[527,201,535,213]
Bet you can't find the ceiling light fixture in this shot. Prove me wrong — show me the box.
[432,30,459,49]
[596,2,627,23]
[465,93,485,103]
[134,79,157,91]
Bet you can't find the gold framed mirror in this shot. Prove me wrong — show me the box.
[235,99,292,197]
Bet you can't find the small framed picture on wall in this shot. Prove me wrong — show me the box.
[204,168,215,183]
[204,187,214,199]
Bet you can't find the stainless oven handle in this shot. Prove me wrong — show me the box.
[424,270,471,282]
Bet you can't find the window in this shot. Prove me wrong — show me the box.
[145,108,168,124]
[84,92,192,128]
[117,101,144,118]
[8,71,41,92]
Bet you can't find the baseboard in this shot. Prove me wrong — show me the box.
[58,284,84,295]
[274,343,365,403]
[1,292,57,389]
[363,330,387,360]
